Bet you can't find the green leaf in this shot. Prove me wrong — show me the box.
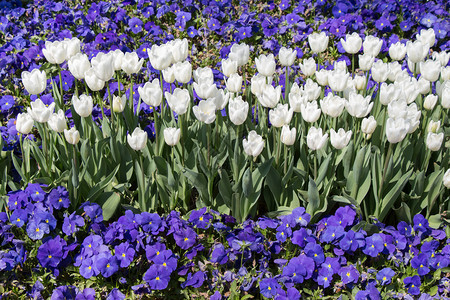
[182,168,209,203]
[266,166,282,204]
[86,164,120,203]
[99,192,121,221]
[378,169,413,221]
[242,167,253,197]
[306,177,320,216]
[218,169,232,207]
[428,214,442,229]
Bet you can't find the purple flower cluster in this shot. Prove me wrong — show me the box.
[2,185,450,298]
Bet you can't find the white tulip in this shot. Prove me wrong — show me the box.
[358,54,374,71]
[170,38,189,63]
[63,37,81,59]
[68,53,91,80]
[417,77,430,95]
[72,94,93,118]
[341,33,362,54]
[416,28,435,48]
[385,117,410,144]
[301,101,321,123]
[419,59,441,82]
[354,75,366,90]
[121,52,144,75]
[334,60,348,73]
[165,88,190,115]
[388,62,403,82]
[112,49,125,71]
[162,65,176,83]
[42,40,67,64]
[303,78,321,101]
[432,51,450,67]
[228,43,250,67]
[399,80,419,104]
[163,127,181,146]
[127,127,147,151]
[15,113,34,134]
[269,103,293,127]
[174,61,192,84]
[278,47,297,67]
[243,130,264,158]
[84,68,105,91]
[406,103,421,133]
[441,66,450,81]
[193,99,216,124]
[289,83,307,112]
[113,95,127,113]
[193,82,218,100]
[406,40,428,63]
[91,52,114,81]
[228,96,249,126]
[307,127,328,150]
[221,58,238,77]
[48,109,67,133]
[371,60,389,83]
[280,125,296,146]
[330,128,352,149]
[258,84,281,108]
[21,69,47,95]
[148,43,173,71]
[361,116,377,136]
[346,92,373,118]
[387,99,408,119]
[315,69,329,86]
[250,74,267,96]
[379,83,400,105]
[138,79,162,107]
[212,89,230,111]
[320,94,345,118]
[64,127,80,145]
[423,94,438,110]
[328,69,349,92]
[426,132,444,151]
[226,73,242,93]
[193,67,214,84]
[27,99,55,123]
[299,57,316,77]
[308,32,329,54]
[389,42,407,61]
[255,54,276,77]
[427,120,440,133]
[363,35,383,57]
[444,169,450,189]
[441,85,450,109]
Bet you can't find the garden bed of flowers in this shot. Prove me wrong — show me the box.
[0,0,450,298]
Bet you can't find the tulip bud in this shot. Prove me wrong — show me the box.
[389,42,407,61]
[42,40,67,64]
[444,169,450,189]
[419,60,441,82]
[269,103,294,127]
[423,94,438,110]
[330,128,352,149]
[72,94,93,118]
[426,132,443,151]
[341,33,362,54]
[361,116,377,138]
[64,127,80,145]
[148,43,173,70]
[307,127,328,150]
[48,109,67,133]
[21,69,47,95]
[127,127,147,151]
[301,101,321,123]
[84,68,105,91]
[221,58,238,77]
[278,47,297,67]
[228,43,250,67]
[139,79,162,107]
[16,112,34,134]
[113,95,127,113]
[121,52,144,75]
[174,61,192,84]
[255,54,276,77]
[358,54,374,71]
[68,53,91,80]
[193,99,216,124]
[243,131,264,158]
[363,35,383,57]
[303,78,321,101]
[299,58,316,77]
[228,96,249,126]
[163,127,181,146]
[162,65,176,83]
[226,73,242,93]
[280,125,296,146]
[354,75,366,90]
[308,32,329,54]
[385,117,410,144]
[27,99,55,123]
[165,88,190,115]
[427,120,440,133]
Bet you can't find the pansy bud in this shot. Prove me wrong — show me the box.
[64,127,80,145]
[139,79,162,107]
[341,33,362,54]
[280,125,296,146]
[113,95,127,113]
[308,32,329,54]
[423,94,438,110]
[255,54,276,77]
[426,132,444,151]
[228,96,248,126]
[16,112,34,134]
[127,127,148,151]
[243,130,264,158]
[48,109,67,133]
[278,47,297,67]
[307,127,328,150]
[163,127,181,146]
[330,128,352,149]
[21,69,47,95]
[72,94,93,118]
[193,99,216,124]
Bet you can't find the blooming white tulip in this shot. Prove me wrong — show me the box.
[255,54,276,77]
[436,80,450,98]
[398,80,419,104]
[307,127,328,150]
[226,73,242,93]
[228,96,248,126]
[387,99,408,119]
[320,94,345,118]
[299,57,316,77]
[330,128,352,149]
[441,66,450,81]
[138,79,162,107]
[193,67,214,85]
[193,99,216,124]
[385,117,410,144]
[444,169,450,189]
[193,82,218,100]
[212,89,230,111]
[328,69,349,92]
[301,101,321,123]
[63,37,81,59]
[432,51,450,67]
[127,127,147,151]
[406,40,428,63]
[363,35,383,57]
[289,83,307,112]
[334,60,348,73]
[280,125,296,146]
[243,131,264,158]
[388,62,403,82]
[68,53,91,80]
[162,65,176,83]
[441,85,450,109]
[48,109,67,133]
[423,94,438,110]
[113,95,127,113]
[389,42,407,61]
[15,113,34,134]
[346,92,373,118]
[361,116,377,137]
[84,68,105,91]
[427,120,440,133]
[91,52,114,81]
[308,32,329,54]
[417,77,430,95]
[371,60,389,83]
[21,69,47,95]
[358,54,374,71]
[419,59,441,82]
[165,88,190,115]
[354,75,366,90]
[112,49,125,71]
[269,104,293,127]
[426,132,444,151]
[406,103,421,133]
[341,33,362,54]
[258,84,281,108]
[148,43,173,70]
[121,52,144,75]
[379,83,400,105]
[42,40,67,64]
[395,70,411,83]
[278,47,297,67]
[72,94,93,118]
[174,61,192,84]
[170,38,189,63]
[27,99,55,123]
[64,127,80,145]
[303,79,321,101]
[250,74,267,96]
[416,28,435,48]
[315,69,329,86]
[228,43,250,67]
[163,127,181,146]
[221,58,238,77]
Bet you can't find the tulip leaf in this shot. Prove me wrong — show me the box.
[378,169,413,221]
[306,177,320,216]
[218,169,232,208]
[86,164,120,203]
[428,214,443,229]
[266,166,282,204]
[393,202,412,224]
[99,191,121,221]
[242,168,253,198]
[182,168,209,203]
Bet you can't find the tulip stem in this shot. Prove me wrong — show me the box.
[283,144,288,174]
[107,81,114,131]
[276,127,282,166]
[207,124,211,168]
[139,153,146,212]
[58,68,64,111]
[313,152,318,180]
[153,107,159,156]
[180,114,185,167]
[19,134,28,183]
[378,143,394,201]
[117,73,122,97]
[422,149,432,172]
[72,144,79,207]
[159,72,165,119]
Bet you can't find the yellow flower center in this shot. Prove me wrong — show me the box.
[122,253,126,257]
[107,264,110,268]
[48,255,52,258]
[156,276,160,281]
[199,217,203,221]
[36,228,40,232]
[59,198,62,202]
[163,262,167,267]
[184,237,189,242]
